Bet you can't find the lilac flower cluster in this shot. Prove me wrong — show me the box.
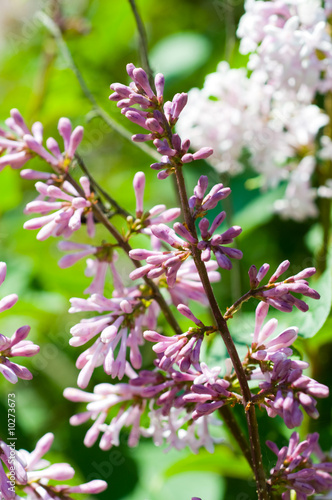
[189,175,231,217]
[0,433,107,500]
[129,185,242,283]
[68,288,158,387]
[110,64,213,179]
[64,360,230,453]
[267,432,332,498]
[24,176,96,240]
[248,302,329,428]
[0,262,39,383]
[129,224,193,286]
[248,260,320,312]
[144,304,207,372]
[0,109,83,172]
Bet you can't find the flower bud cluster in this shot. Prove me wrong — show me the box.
[64,360,230,453]
[144,304,208,372]
[69,288,158,388]
[0,433,107,500]
[0,262,39,383]
[110,64,213,179]
[189,175,231,217]
[129,224,193,287]
[23,176,96,240]
[267,432,332,498]
[247,303,329,428]
[248,260,320,312]
[0,110,83,173]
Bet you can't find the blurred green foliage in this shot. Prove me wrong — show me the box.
[0,1,331,499]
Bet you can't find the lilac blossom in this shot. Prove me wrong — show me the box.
[164,259,220,306]
[267,432,332,498]
[58,242,122,295]
[247,303,328,427]
[129,223,194,287]
[250,302,298,361]
[0,325,39,384]
[132,171,181,227]
[259,356,329,428]
[16,432,107,498]
[144,304,208,372]
[110,65,213,179]
[189,175,231,216]
[184,366,234,420]
[0,262,39,383]
[64,364,224,453]
[0,110,83,173]
[197,216,243,270]
[248,260,320,312]
[23,176,96,240]
[238,0,332,100]
[69,287,159,387]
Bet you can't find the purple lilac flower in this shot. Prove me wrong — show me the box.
[250,302,298,361]
[0,326,39,384]
[64,363,224,453]
[129,223,194,287]
[165,259,220,306]
[64,383,149,450]
[69,287,159,387]
[260,356,329,428]
[23,176,96,240]
[197,215,243,270]
[132,171,181,228]
[110,65,213,179]
[16,432,107,498]
[0,439,27,499]
[248,260,320,312]
[189,175,231,216]
[267,432,332,498]
[0,262,39,383]
[144,304,208,372]
[58,242,123,295]
[0,110,83,173]
[246,303,329,428]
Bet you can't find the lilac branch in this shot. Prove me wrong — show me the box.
[173,166,269,500]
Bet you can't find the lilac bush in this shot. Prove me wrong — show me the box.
[0,2,331,499]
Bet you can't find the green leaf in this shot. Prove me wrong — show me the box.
[165,445,252,479]
[276,253,332,338]
[150,33,212,79]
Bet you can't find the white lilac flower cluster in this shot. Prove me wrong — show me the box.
[177,0,332,221]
